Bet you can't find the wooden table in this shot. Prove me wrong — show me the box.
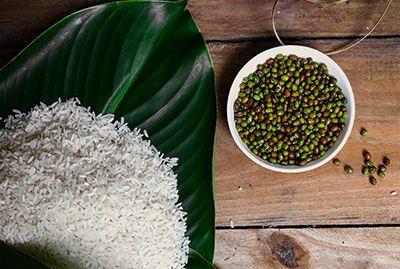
[1,0,399,268]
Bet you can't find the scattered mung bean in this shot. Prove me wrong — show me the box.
[333,159,341,166]
[378,171,385,178]
[369,166,377,174]
[361,128,368,136]
[383,157,390,166]
[379,165,387,172]
[369,176,377,185]
[362,167,369,175]
[363,151,371,161]
[365,160,373,167]
[345,165,354,174]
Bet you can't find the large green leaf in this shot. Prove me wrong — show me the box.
[0,242,50,268]
[186,248,216,269]
[0,0,216,267]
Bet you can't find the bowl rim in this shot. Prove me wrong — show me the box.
[227,45,355,173]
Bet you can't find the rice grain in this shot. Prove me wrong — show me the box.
[0,98,189,269]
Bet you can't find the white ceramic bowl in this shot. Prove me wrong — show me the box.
[227,45,355,173]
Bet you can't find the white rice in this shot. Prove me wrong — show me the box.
[0,98,189,268]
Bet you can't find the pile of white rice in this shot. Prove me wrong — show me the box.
[0,98,189,268]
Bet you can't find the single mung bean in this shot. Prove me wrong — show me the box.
[333,159,341,166]
[378,171,385,178]
[363,151,371,160]
[365,160,373,167]
[281,75,289,81]
[361,128,368,136]
[299,160,308,166]
[362,167,369,175]
[383,157,391,166]
[369,166,377,174]
[379,165,387,172]
[344,166,354,174]
[369,176,377,185]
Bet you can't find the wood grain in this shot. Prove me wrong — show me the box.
[0,48,20,69]
[1,0,400,267]
[215,227,400,268]
[0,0,398,66]
[0,0,398,48]
[0,0,108,47]
[189,0,399,40]
[209,38,400,227]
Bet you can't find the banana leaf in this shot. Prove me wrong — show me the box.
[0,0,216,268]
[0,242,50,269]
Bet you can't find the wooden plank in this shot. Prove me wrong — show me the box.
[1,0,399,228]
[0,48,21,68]
[2,1,400,268]
[0,0,398,50]
[215,227,400,268]
[0,0,111,49]
[188,0,399,40]
[209,38,400,227]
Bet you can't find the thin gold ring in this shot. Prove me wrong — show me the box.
[272,0,393,55]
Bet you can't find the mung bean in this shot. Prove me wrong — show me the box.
[345,166,354,174]
[369,166,377,174]
[233,54,348,166]
[365,160,373,167]
[361,128,368,136]
[379,165,387,172]
[383,157,391,166]
[362,167,369,175]
[333,159,341,166]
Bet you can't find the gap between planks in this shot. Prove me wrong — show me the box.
[216,223,400,230]
[204,35,400,44]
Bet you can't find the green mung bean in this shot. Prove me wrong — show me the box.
[365,160,373,167]
[369,166,377,174]
[361,128,368,136]
[345,166,354,174]
[333,159,341,166]
[379,165,387,172]
[362,167,369,175]
[370,176,377,185]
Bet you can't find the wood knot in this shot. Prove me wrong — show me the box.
[264,232,310,268]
